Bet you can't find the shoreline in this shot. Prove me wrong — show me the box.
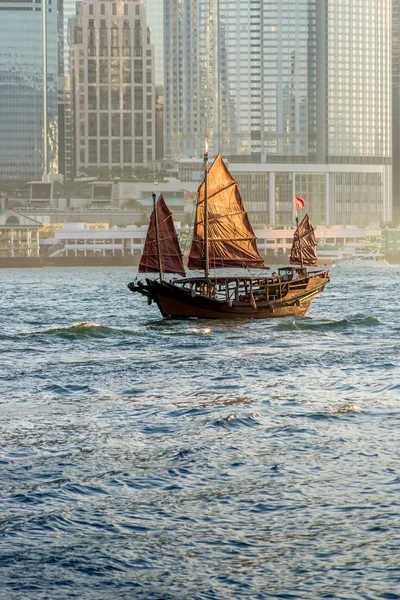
[0,256,296,269]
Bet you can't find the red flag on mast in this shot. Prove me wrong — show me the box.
[294,196,305,209]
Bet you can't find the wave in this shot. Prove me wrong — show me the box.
[26,322,137,339]
[275,315,380,332]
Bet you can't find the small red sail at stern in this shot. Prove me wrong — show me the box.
[290,214,318,266]
[139,194,186,277]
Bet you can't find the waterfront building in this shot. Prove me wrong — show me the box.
[165,0,392,227]
[39,219,376,263]
[71,0,156,177]
[0,0,58,181]
[0,211,42,257]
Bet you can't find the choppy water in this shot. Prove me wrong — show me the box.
[1,266,400,599]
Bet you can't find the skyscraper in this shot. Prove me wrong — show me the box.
[58,0,83,181]
[165,0,392,227]
[144,0,164,88]
[71,0,156,177]
[0,0,58,181]
[393,0,400,224]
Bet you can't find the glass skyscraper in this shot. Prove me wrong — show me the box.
[393,0,400,224]
[144,0,164,88]
[165,0,392,227]
[0,0,58,180]
[58,0,83,180]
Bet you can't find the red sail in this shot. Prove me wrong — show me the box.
[188,154,265,270]
[139,194,186,277]
[290,214,318,266]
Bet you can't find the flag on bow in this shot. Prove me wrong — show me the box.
[294,196,305,209]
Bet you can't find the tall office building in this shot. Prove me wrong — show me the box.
[144,0,164,158]
[0,0,58,181]
[58,0,83,180]
[71,0,156,176]
[393,0,400,224]
[144,0,163,88]
[165,0,392,227]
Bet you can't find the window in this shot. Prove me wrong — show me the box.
[123,114,132,136]
[134,87,143,110]
[122,59,131,83]
[123,140,132,163]
[134,139,143,162]
[88,140,97,163]
[88,86,97,110]
[88,113,97,136]
[99,60,108,83]
[100,87,108,109]
[88,60,96,84]
[123,87,131,110]
[100,114,108,136]
[112,140,120,162]
[111,113,120,137]
[134,114,143,136]
[111,87,120,109]
[111,59,120,83]
[100,140,108,163]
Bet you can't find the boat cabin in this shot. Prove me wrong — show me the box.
[278,266,307,281]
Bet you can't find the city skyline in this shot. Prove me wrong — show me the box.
[0,0,397,229]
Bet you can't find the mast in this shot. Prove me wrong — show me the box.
[152,192,163,280]
[204,137,209,279]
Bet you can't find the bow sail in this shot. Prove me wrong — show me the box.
[139,194,186,277]
[188,155,264,270]
[290,214,318,266]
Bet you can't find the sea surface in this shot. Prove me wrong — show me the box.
[1,266,399,600]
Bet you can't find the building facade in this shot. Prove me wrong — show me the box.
[0,0,58,181]
[393,0,400,223]
[165,0,392,227]
[58,0,83,181]
[71,0,156,177]
[144,0,163,88]
[144,0,164,158]
[0,211,42,257]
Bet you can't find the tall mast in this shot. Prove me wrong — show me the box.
[204,136,209,279]
[152,192,163,280]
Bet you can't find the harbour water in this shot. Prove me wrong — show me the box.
[1,267,399,599]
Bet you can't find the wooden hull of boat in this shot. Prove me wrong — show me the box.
[131,276,328,320]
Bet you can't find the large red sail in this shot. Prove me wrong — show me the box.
[290,214,318,266]
[139,194,186,277]
[188,155,264,270]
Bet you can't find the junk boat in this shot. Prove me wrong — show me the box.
[128,151,329,319]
